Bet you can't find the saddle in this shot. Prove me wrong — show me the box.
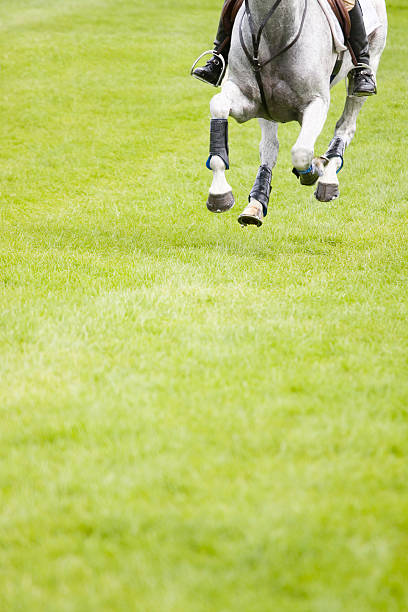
[225,0,355,63]
[326,0,351,40]
[325,0,359,65]
[222,0,244,33]
[224,0,351,38]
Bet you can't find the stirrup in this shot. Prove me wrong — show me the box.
[347,63,376,96]
[190,50,226,88]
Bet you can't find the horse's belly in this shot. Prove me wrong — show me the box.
[266,104,299,124]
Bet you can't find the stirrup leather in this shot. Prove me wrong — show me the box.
[190,50,226,88]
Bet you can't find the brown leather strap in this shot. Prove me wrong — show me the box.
[231,0,244,21]
[326,0,351,38]
[216,0,244,55]
[222,0,245,34]
[326,0,358,65]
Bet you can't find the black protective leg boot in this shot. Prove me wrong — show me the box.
[192,14,230,86]
[348,1,377,96]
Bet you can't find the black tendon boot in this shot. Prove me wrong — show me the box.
[192,15,230,87]
[348,1,377,96]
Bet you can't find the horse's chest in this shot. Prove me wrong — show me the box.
[265,77,303,123]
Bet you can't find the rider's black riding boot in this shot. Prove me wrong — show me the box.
[348,1,377,96]
[193,12,230,86]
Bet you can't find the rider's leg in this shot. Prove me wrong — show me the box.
[193,0,243,86]
[347,0,377,96]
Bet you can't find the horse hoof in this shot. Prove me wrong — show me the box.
[314,182,339,202]
[300,171,319,186]
[238,214,262,227]
[206,191,235,213]
[237,203,263,227]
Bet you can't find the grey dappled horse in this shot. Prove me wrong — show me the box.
[206,0,387,226]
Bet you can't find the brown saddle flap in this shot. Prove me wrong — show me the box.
[326,0,351,39]
[222,0,244,33]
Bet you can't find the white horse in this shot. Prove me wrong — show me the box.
[205,0,387,226]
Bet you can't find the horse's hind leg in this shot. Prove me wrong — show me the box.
[238,119,278,227]
[315,95,366,202]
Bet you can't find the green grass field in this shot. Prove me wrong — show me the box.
[1,1,408,610]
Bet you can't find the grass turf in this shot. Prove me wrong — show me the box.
[1,1,408,610]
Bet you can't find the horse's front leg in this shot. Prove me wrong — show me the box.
[238,119,278,227]
[206,89,234,213]
[291,97,330,185]
[206,81,257,213]
[315,95,366,202]
[315,19,386,202]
